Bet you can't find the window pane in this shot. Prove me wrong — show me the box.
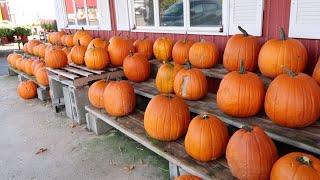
[65,0,76,25]
[75,0,87,25]
[86,0,98,26]
[190,0,222,27]
[134,0,154,26]
[159,0,184,26]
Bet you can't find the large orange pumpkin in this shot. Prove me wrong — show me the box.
[270,152,320,180]
[144,94,190,141]
[258,28,308,78]
[217,61,265,117]
[185,114,229,162]
[312,57,320,85]
[14,57,23,70]
[153,37,173,61]
[103,80,136,116]
[265,70,320,128]
[52,31,66,45]
[30,59,43,75]
[62,47,71,56]
[84,46,110,70]
[8,53,22,68]
[87,38,108,51]
[223,26,260,72]
[189,39,219,68]
[33,61,45,75]
[70,41,87,65]
[27,39,42,55]
[175,175,201,180]
[37,44,48,58]
[123,52,150,82]
[73,27,93,47]
[24,59,34,75]
[172,38,194,65]
[88,80,108,108]
[32,44,41,57]
[108,36,135,66]
[17,80,38,99]
[174,65,208,100]
[226,126,278,180]
[133,37,153,59]
[155,62,182,93]
[44,47,68,68]
[16,58,27,71]
[35,67,49,86]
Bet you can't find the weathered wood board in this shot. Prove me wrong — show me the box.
[9,67,49,90]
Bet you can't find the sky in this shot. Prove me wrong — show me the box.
[8,0,56,25]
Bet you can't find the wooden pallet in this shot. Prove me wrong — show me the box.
[131,79,320,155]
[85,105,234,180]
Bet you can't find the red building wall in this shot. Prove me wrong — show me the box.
[66,0,320,73]
[0,3,10,20]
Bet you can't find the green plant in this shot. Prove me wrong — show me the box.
[0,28,14,38]
[14,27,31,36]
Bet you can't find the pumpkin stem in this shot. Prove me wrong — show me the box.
[241,125,253,132]
[117,32,123,37]
[297,156,313,167]
[279,27,286,40]
[92,44,95,48]
[199,37,205,42]
[186,60,192,69]
[143,34,148,40]
[81,27,84,31]
[165,94,174,99]
[239,60,246,74]
[165,61,174,68]
[129,50,134,56]
[283,67,297,77]
[68,29,72,34]
[77,39,81,46]
[201,114,209,120]
[238,26,249,37]
[183,33,189,43]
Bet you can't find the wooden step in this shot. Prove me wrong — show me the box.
[9,67,49,90]
[130,79,320,155]
[85,105,234,180]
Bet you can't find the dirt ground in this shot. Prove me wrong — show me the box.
[0,58,169,180]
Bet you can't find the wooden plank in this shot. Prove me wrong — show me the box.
[63,67,93,77]
[9,67,49,90]
[131,79,320,155]
[46,67,79,80]
[68,63,105,75]
[72,70,124,87]
[85,105,233,180]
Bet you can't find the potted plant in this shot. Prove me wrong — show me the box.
[14,27,31,42]
[0,28,15,44]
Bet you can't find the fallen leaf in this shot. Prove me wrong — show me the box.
[123,165,135,172]
[70,123,76,128]
[35,148,47,155]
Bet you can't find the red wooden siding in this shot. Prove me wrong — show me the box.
[65,0,320,73]
[0,3,10,21]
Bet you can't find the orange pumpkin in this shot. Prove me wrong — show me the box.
[123,52,150,82]
[175,175,201,180]
[312,57,320,85]
[223,26,260,71]
[265,70,320,128]
[217,61,265,117]
[73,27,93,47]
[52,31,66,45]
[172,38,194,65]
[37,44,48,58]
[108,36,135,66]
[133,37,154,59]
[35,67,49,86]
[84,46,110,70]
[14,57,23,70]
[16,58,27,71]
[24,59,34,75]
[185,114,229,162]
[27,39,42,55]
[226,126,278,180]
[8,53,22,68]
[144,94,190,141]
[88,80,108,108]
[32,44,41,57]
[174,65,208,100]
[258,28,308,78]
[44,47,68,68]
[103,80,136,117]
[153,37,173,62]
[70,41,87,65]
[189,39,219,68]
[87,38,108,51]
[271,152,320,180]
[33,61,46,75]
[17,80,38,99]
[62,46,71,56]
[64,34,74,47]
[31,59,43,75]
[23,43,28,53]
[155,62,183,93]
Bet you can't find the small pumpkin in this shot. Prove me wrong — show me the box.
[226,126,278,180]
[217,61,265,117]
[31,59,43,75]
[52,31,66,45]
[155,62,183,93]
[258,28,308,78]
[16,58,27,71]
[88,80,108,108]
[133,36,154,59]
[44,47,68,69]
[312,57,320,85]
[123,52,150,82]
[223,26,260,72]
[35,67,49,86]
[27,39,42,55]
[270,152,320,180]
[62,46,71,56]
[14,57,23,70]
[144,94,190,141]
[84,46,110,70]
[185,114,229,162]
[173,64,208,100]
[33,61,46,75]
[37,44,48,58]
[175,175,201,180]
[189,39,219,68]
[24,59,34,75]
[73,27,93,47]
[103,80,136,117]
[87,38,109,51]
[265,69,320,128]
[23,43,28,53]
[17,80,38,99]
[108,35,135,66]
[153,37,173,61]
[8,53,22,68]
[32,44,41,57]
[172,38,194,65]
[70,40,87,65]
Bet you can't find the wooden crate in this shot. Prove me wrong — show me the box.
[47,64,124,124]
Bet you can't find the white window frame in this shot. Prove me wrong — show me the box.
[59,0,111,31]
[128,0,229,35]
